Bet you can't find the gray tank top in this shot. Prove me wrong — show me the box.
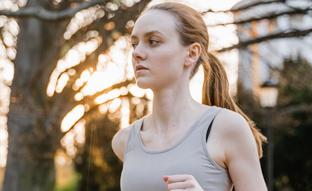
[121,106,233,191]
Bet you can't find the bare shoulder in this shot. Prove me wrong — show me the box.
[215,108,252,137]
[111,124,134,162]
[204,106,266,189]
[206,108,253,167]
[214,107,259,162]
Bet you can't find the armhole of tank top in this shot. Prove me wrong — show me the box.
[123,121,139,160]
[201,108,227,171]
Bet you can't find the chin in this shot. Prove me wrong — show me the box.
[135,79,153,89]
[136,82,151,89]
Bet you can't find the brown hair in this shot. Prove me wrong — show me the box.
[144,2,267,158]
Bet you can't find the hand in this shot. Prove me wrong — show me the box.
[163,174,204,191]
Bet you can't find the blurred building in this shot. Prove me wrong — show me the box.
[233,0,312,96]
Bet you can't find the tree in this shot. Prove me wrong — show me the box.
[205,0,312,114]
[1,0,311,190]
[0,1,150,190]
[269,57,312,190]
[75,115,122,191]
[203,0,312,52]
[236,57,312,190]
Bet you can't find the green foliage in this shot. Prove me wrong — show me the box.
[274,122,312,191]
[272,57,312,190]
[73,115,123,191]
[237,56,312,191]
[55,172,80,191]
[279,56,312,106]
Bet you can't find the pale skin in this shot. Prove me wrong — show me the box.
[111,9,267,191]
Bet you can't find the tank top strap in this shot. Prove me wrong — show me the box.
[199,106,227,171]
[205,107,223,142]
[200,106,223,142]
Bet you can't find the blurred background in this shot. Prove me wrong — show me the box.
[0,0,311,191]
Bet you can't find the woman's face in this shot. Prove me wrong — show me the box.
[130,9,189,90]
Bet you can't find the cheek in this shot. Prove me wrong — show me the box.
[150,45,185,74]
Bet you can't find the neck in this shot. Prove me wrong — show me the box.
[149,82,202,134]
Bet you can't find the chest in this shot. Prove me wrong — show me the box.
[139,130,186,151]
[139,127,226,169]
[121,148,209,191]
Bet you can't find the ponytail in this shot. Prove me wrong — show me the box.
[202,52,267,158]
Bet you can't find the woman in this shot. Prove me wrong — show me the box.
[112,2,268,191]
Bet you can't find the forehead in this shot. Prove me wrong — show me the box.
[131,9,179,38]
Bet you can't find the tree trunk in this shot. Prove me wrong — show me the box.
[2,1,68,190]
[4,156,55,191]
[3,106,56,191]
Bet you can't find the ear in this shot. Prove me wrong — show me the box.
[185,42,202,67]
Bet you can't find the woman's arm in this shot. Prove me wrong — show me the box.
[216,109,268,191]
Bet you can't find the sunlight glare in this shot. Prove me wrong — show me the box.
[64,6,105,40]
[108,98,122,113]
[94,89,121,104]
[128,84,145,98]
[61,105,85,132]
[0,117,8,167]
[120,98,130,128]
[60,131,77,157]
[55,73,70,93]
[74,92,84,101]
[81,64,124,96]
[3,31,16,47]
[99,104,108,114]
[0,59,14,84]
[47,37,101,97]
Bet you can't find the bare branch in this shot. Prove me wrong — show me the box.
[61,92,150,138]
[0,0,105,20]
[59,95,125,139]
[208,8,312,27]
[61,93,126,138]
[279,104,312,115]
[243,48,282,72]
[55,78,135,139]
[77,79,136,105]
[216,28,312,52]
[61,0,150,77]
[65,0,150,47]
[202,0,285,14]
[49,0,150,125]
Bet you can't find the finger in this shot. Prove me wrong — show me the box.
[167,181,193,190]
[164,174,192,183]
[163,176,169,183]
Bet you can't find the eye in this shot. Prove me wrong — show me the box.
[149,39,160,46]
[131,43,137,48]
[131,40,138,48]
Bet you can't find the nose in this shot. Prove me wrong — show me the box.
[132,43,146,62]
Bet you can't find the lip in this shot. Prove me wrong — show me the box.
[135,65,149,72]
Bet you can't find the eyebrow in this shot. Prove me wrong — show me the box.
[130,30,164,40]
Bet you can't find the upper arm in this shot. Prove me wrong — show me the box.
[218,110,267,191]
[111,125,132,162]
